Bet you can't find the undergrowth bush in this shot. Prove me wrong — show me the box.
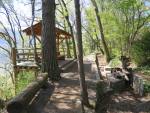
[133,66,150,75]
[131,31,150,66]
[0,71,35,100]
[16,71,35,95]
[0,75,14,100]
[144,81,150,94]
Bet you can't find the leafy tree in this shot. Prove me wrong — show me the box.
[83,7,102,54]
[74,0,90,108]
[113,0,150,56]
[131,31,150,66]
[58,0,77,59]
[91,0,111,62]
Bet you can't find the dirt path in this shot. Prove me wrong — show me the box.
[41,70,97,113]
[43,72,82,113]
[29,62,96,113]
[34,55,150,113]
[108,90,150,113]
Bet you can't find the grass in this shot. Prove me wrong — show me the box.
[133,66,150,75]
[0,75,14,100]
[144,81,150,94]
[16,71,36,95]
[0,71,35,100]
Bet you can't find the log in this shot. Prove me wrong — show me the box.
[7,73,48,113]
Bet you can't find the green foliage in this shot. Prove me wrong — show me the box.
[108,58,122,68]
[0,71,35,100]
[144,81,150,94]
[131,31,150,66]
[0,75,14,100]
[16,71,35,95]
[133,66,150,75]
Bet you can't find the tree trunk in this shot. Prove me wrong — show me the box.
[65,39,71,58]
[41,0,61,81]
[64,20,71,58]
[31,0,38,63]
[60,0,77,59]
[74,0,90,107]
[91,0,111,62]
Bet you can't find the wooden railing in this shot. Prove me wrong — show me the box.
[7,73,48,113]
[11,48,65,65]
[12,48,42,63]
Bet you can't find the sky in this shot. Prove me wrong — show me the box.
[0,0,41,46]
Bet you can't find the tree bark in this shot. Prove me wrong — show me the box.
[64,20,71,58]
[91,0,111,62]
[41,0,61,81]
[31,0,38,63]
[74,0,90,107]
[60,0,77,59]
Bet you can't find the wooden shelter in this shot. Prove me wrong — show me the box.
[23,21,72,56]
[9,21,77,92]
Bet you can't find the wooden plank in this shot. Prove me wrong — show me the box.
[16,59,35,62]
[16,53,41,56]
[17,48,41,50]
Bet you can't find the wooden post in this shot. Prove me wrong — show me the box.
[11,48,18,94]
[12,48,17,67]
[7,73,48,113]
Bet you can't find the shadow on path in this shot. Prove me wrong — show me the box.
[108,90,150,113]
[28,83,55,113]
